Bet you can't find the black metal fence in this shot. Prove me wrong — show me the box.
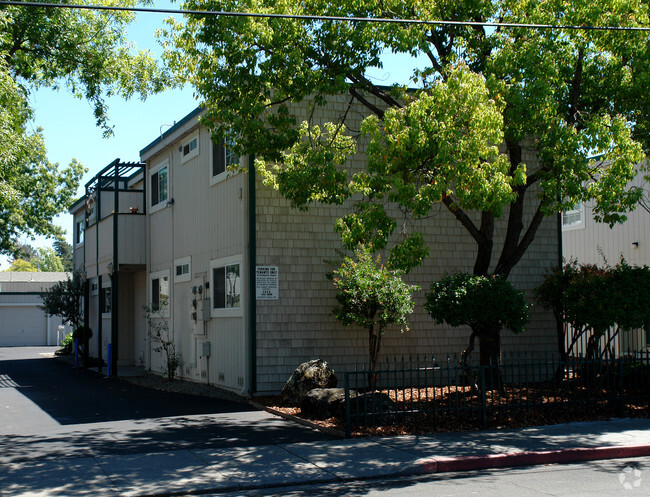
[343,351,650,437]
[564,323,649,360]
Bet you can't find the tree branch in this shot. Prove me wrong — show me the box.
[442,196,483,244]
[349,85,385,119]
[494,200,546,277]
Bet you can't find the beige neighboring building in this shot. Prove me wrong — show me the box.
[562,160,650,353]
[562,161,650,267]
[71,102,560,395]
[0,272,71,346]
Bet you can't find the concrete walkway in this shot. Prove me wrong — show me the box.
[2,417,649,496]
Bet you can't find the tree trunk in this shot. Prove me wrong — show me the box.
[368,325,382,390]
[478,325,501,388]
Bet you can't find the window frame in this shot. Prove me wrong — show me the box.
[210,137,240,186]
[75,218,85,246]
[100,280,112,316]
[181,131,200,164]
[174,256,191,284]
[210,255,243,317]
[90,278,99,296]
[150,160,169,213]
[150,269,171,317]
[562,203,585,231]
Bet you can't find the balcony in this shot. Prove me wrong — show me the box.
[82,160,146,275]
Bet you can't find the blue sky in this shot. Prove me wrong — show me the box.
[1,3,426,268]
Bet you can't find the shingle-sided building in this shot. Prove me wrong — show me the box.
[71,102,559,395]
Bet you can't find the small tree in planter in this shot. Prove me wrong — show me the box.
[143,303,181,381]
[425,273,529,386]
[39,269,91,360]
[332,246,419,389]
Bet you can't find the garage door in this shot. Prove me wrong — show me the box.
[0,305,47,346]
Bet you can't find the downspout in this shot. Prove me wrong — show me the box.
[111,160,120,377]
[248,154,257,396]
[96,180,102,365]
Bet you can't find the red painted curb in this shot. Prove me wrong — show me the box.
[420,445,650,473]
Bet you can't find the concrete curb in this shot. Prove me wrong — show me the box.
[249,401,346,438]
[419,444,650,474]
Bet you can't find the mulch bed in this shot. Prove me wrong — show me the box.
[253,387,649,438]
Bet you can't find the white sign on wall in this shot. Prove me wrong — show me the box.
[256,266,279,300]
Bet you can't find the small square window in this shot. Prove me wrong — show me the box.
[181,133,200,163]
[174,256,191,283]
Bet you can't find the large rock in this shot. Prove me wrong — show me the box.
[349,391,396,426]
[300,388,355,419]
[280,359,337,406]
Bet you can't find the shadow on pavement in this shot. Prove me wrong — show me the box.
[1,355,254,424]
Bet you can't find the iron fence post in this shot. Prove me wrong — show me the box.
[345,372,351,438]
[479,367,487,429]
[618,358,625,418]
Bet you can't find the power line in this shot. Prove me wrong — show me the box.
[1,0,649,32]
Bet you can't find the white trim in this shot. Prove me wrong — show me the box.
[209,255,243,318]
[150,269,171,317]
[174,256,192,284]
[100,282,112,317]
[75,218,85,247]
[181,131,200,164]
[149,159,169,214]
[209,140,241,187]
[0,303,41,307]
[562,203,585,232]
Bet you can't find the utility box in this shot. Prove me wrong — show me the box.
[202,342,211,357]
[198,298,211,321]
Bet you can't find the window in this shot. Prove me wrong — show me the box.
[150,161,168,208]
[86,196,97,226]
[211,138,239,182]
[101,285,112,314]
[181,132,199,163]
[174,256,191,283]
[562,203,584,230]
[210,257,242,315]
[150,270,170,314]
[75,219,84,246]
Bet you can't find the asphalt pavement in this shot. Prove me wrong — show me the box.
[1,347,649,497]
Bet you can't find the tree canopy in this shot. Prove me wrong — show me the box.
[0,0,171,256]
[165,0,649,276]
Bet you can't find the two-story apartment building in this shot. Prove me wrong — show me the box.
[72,103,559,395]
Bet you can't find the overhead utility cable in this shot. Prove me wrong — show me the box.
[0,0,649,32]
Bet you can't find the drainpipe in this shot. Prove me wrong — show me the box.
[248,154,257,395]
[111,160,120,377]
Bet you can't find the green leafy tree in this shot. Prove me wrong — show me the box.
[425,273,529,369]
[53,239,74,272]
[1,0,171,256]
[538,259,650,359]
[332,247,419,387]
[6,258,36,272]
[39,269,91,359]
[165,0,649,360]
[33,247,65,272]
